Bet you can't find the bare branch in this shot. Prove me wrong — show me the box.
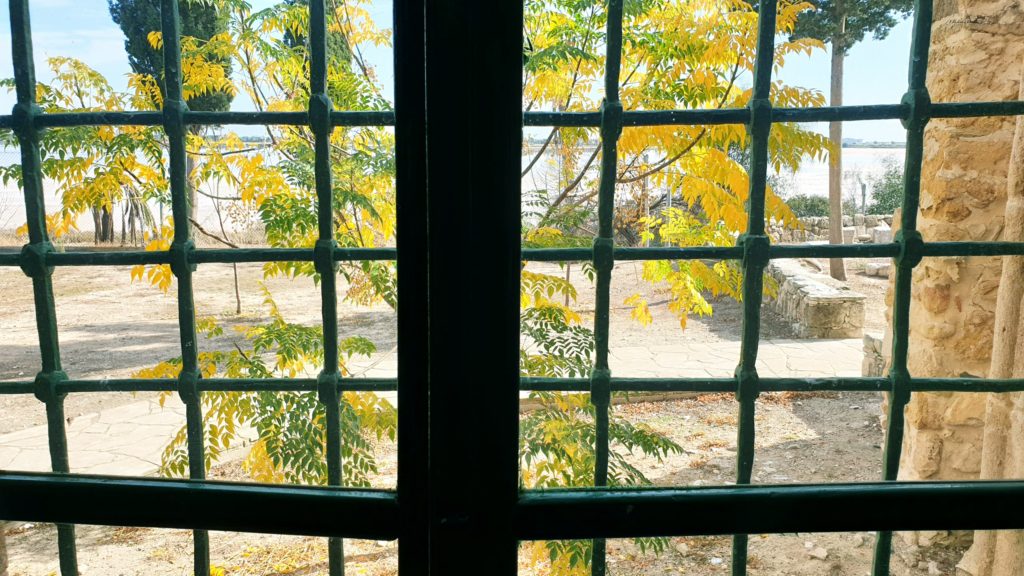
[189,217,240,249]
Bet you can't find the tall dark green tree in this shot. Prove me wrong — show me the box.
[791,0,912,280]
[283,0,352,72]
[109,0,233,112]
[109,0,234,224]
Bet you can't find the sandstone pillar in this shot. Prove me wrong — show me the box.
[957,65,1024,576]
[895,0,1023,549]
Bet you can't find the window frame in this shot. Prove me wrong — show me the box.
[2,1,1024,576]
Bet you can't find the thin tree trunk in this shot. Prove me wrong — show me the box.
[828,23,847,281]
[99,205,114,243]
[959,66,1024,576]
[212,197,242,314]
[92,207,101,244]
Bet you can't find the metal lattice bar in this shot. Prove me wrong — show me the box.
[4,0,1024,573]
[7,0,79,572]
[872,0,934,572]
[10,239,1024,269]
[589,0,625,573]
[157,0,211,572]
[729,0,778,572]
[4,99,1024,131]
[9,374,1024,397]
[306,1,348,574]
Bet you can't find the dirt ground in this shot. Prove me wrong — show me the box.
[2,252,956,576]
[4,394,965,576]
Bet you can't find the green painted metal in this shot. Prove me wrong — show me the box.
[3,0,1024,574]
[589,0,625,572]
[157,0,211,572]
[7,0,78,572]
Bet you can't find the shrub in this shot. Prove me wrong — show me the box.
[785,194,830,218]
[867,158,904,215]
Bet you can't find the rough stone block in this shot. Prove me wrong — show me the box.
[842,226,856,244]
[872,224,892,244]
[765,259,866,339]
[862,333,886,377]
[865,262,891,277]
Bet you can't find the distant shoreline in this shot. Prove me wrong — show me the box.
[842,142,906,149]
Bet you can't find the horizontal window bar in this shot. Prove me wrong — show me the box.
[759,377,889,392]
[1,374,1017,397]
[922,242,1024,257]
[0,377,397,394]
[192,247,397,264]
[769,243,900,259]
[521,247,743,262]
[2,242,1020,270]
[48,250,174,266]
[771,105,905,123]
[516,480,1024,540]
[522,101,1024,128]
[0,472,399,540]
[35,111,163,127]
[932,101,1024,118]
[517,377,1024,394]
[3,376,1013,396]
[0,110,396,129]
[3,101,1021,132]
[523,111,602,126]
[521,241,1024,263]
[911,378,1024,393]
[0,247,397,267]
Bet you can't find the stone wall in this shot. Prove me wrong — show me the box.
[766,259,866,338]
[862,333,886,377]
[770,213,894,244]
[892,0,1024,552]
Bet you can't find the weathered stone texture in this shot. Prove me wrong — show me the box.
[766,259,865,338]
[892,0,1023,556]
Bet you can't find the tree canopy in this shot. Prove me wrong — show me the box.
[790,0,912,55]
[3,0,833,572]
[109,0,235,111]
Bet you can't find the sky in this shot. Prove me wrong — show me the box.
[0,0,912,142]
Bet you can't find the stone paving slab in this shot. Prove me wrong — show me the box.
[0,339,863,477]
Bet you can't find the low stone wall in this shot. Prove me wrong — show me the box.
[766,259,866,338]
[862,333,887,377]
[770,213,895,245]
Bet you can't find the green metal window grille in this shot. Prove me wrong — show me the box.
[2,0,1024,576]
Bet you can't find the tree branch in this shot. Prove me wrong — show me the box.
[190,217,240,249]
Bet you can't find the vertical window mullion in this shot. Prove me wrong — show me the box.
[393,0,429,571]
[307,1,346,575]
[8,0,78,573]
[159,0,210,574]
[590,1,624,575]
[731,1,777,573]
[872,0,933,574]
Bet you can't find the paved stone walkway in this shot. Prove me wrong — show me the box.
[0,338,863,476]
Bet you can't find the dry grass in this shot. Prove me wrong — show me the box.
[697,438,731,450]
[700,413,738,426]
[106,526,148,546]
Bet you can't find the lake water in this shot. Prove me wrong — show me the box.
[779,147,905,199]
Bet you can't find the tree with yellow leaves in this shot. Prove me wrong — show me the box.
[522,0,829,330]
[2,0,831,573]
